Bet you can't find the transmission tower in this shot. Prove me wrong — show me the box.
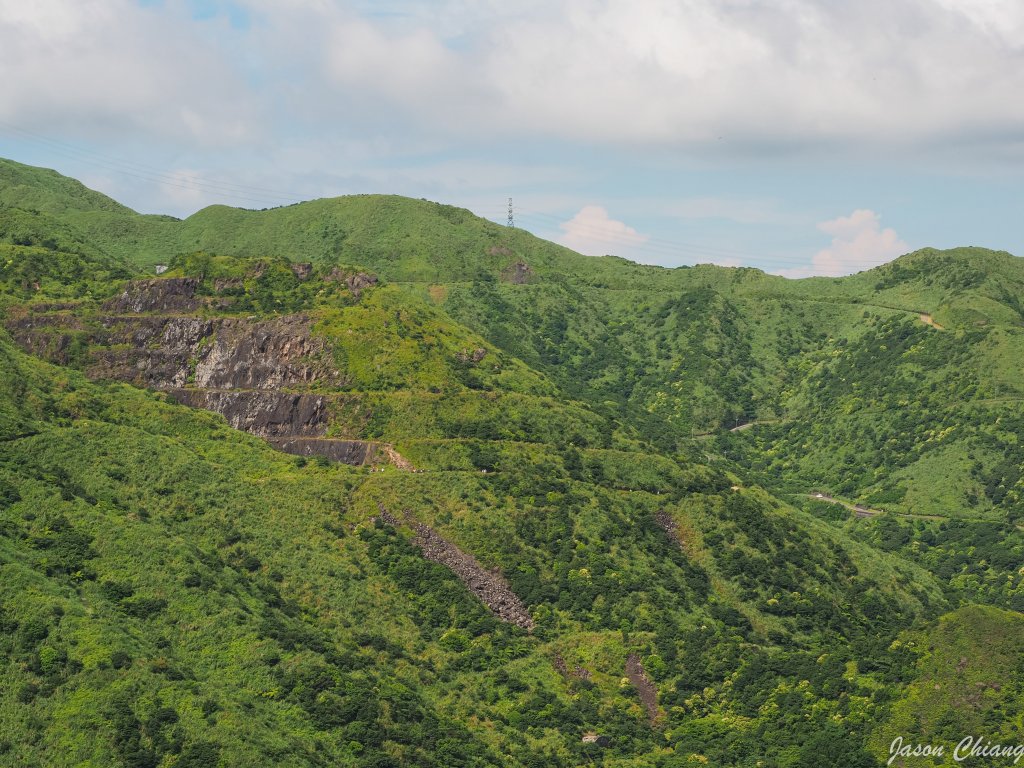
[507,197,514,228]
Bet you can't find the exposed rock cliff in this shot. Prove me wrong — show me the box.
[4,276,415,468]
[167,389,328,437]
[501,261,533,284]
[267,437,379,464]
[191,316,341,390]
[88,315,213,387]
[104,277,200,313]
[325,268,378,298]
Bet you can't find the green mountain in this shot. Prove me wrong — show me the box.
[870,605,1024,767]
[0,159,1022,767]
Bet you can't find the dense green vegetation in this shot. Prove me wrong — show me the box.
[869,606,1024,766]
[1,157,1023,766]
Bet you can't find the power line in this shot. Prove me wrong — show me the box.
[0,121,909,271]
[480,204,909,268]
[0,120,308,207]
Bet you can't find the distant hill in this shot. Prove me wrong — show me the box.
[0,158,134,215]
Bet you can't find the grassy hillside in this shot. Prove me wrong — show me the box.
[0,159,134,216]
[870,606,1024,766]
[0,310,945,767]
[1,158,1023,765]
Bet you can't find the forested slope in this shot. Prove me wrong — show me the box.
[1,157,1022,766]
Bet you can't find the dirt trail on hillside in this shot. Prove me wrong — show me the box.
[919,313,944,330]
[807,493,882,518]
[382,444,416,471]
[728,418,783,433]
[807,493,946,521]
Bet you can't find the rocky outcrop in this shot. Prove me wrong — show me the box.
[10,304,332,386]
[78,314,343,393]
[455,347,487,364]
[625,654,662,725]
[552,652,592,682]
[3,275,420,469]
[325,269,378,299]
[191,316,341,390]
[501,261,533,285]
[213,277,243,292]
[653,510,677,538]
[268,437,378,464]
[379,507,534,630]
[104,278,200,313]
[167,389,328,437]
[346,272,377,295]
[4,310,85,366]
[87,316,213,387]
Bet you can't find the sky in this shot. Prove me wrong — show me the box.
[1,0,1023,277]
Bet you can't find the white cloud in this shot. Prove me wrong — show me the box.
[0,0,257,145]
[5,0,1024,162]
[558,205,648,256]
[1,0,1021,248]
[240,0,1024,156]
[777,209,909,278]
[931,0,1024,45]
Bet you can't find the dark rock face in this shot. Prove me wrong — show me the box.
[168,389,328,437]
[4,276,417,469]
[4,310,85,366]
[625,653,661,725]
[7,304,345,449]
[290,263,313,281]
[377,507,534,630]
[91,313,345,444]
[104,278,200,313]
[81,314,342,392]
[501,261,533,285]
[192,316,341,390]
[268,437,377,464]
[88,316,213,387]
